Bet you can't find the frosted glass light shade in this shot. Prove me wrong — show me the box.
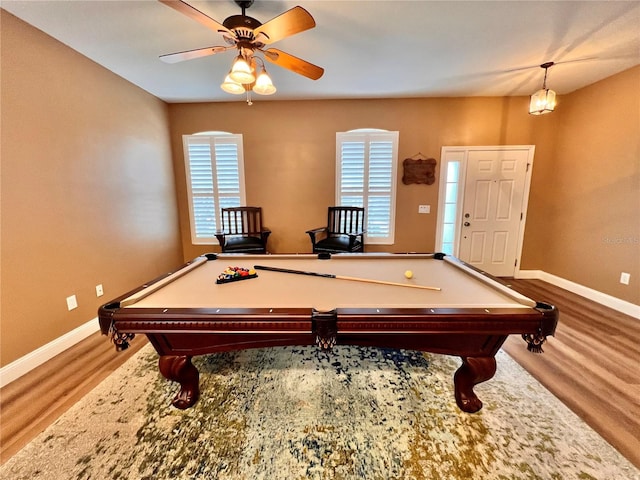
[221,74,245,94]
[529,88,556,115]
[229,56,255,84]
[253,69,276,95]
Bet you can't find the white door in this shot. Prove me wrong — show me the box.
[457,148,532,276]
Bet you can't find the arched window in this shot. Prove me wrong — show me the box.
[182,131,246,244]
[336,129,399,244]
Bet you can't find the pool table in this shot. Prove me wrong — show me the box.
[99,253,558,413]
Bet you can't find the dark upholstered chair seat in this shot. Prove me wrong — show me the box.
[223,235,266,251]
[314,234,362,253]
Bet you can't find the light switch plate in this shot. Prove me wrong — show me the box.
[66,295,78,311]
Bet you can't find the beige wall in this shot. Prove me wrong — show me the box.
[1,11,183,366]
[522,66,640,304]
[168,96,545,258]
[169,70,638,304]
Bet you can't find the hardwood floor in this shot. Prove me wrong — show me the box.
[0,332,149,464]
[1,279,639,468]
[502,278,640,469]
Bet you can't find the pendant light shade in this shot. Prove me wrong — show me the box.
[529,62,557,115]
[529,88,556,115]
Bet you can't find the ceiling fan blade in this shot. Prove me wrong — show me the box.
[263,48,324,80]
[159,0,232,37]
[253,6,315,45]
[160,45,231,64]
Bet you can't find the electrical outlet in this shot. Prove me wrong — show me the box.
[418,205,430,214]
[96,284,104,297]
[620,272,630,285]
[66,295,78,311]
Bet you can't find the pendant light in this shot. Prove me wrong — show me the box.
[529,62,557,115]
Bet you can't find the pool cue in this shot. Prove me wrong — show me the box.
[253,265,441,291]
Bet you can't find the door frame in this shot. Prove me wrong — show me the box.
[435,145,535,277]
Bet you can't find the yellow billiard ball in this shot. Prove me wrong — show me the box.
[404,270,413,279]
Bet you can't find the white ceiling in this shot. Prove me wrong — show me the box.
[3,0,639,103]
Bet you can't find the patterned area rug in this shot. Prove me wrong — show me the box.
[2,344,638,480]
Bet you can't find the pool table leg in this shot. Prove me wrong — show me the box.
[453,356,497,413]
[158,355,200,410]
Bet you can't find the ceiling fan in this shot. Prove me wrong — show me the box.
[158,0,324,82]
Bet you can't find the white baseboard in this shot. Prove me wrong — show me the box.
[513,269,544,280]
[517,270,640,319]
[0,318,100,388]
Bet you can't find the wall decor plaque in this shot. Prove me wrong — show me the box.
[402,156,437,185]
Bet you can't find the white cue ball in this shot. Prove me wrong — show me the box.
[404,270,413,279]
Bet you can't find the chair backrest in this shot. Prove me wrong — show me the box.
[327,206,365,235]
[220,207,264,236]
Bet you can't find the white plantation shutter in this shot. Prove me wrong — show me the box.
[336,130,398,244]
[183,133,246,244]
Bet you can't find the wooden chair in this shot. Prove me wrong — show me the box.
[306,206,365,253]
[215,207,271,253]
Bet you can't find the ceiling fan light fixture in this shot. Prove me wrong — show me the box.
[160,1,323,104]
[229,55,255,84]
[529,61,557,115]
[253,67,276,95]
[221,73,245,94]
